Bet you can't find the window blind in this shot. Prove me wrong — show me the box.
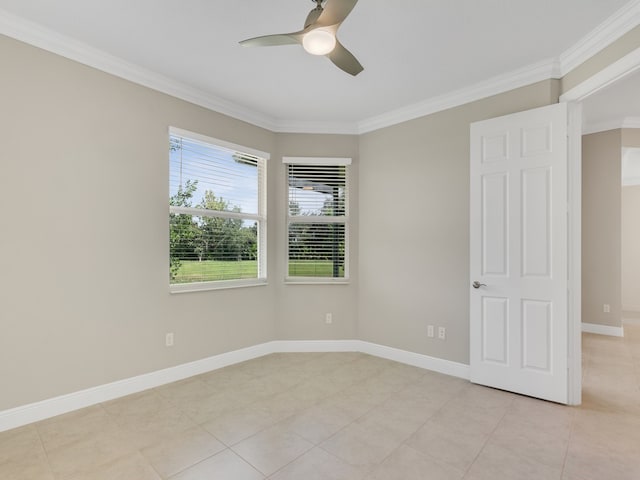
[285,159,350,280]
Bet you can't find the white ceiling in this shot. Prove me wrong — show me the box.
[0,0,636,132]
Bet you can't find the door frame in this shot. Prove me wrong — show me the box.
[561,45,640,405]
[566,102,582,406]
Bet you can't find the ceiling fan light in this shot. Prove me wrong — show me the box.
[302,30,336,55]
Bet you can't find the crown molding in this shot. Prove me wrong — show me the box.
[559,0,640,77]
[272,119,359,135]
[0,8,281,132]
[1,3,639,136]
[357,58,560,134]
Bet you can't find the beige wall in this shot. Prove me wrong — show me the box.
[622,185,640,312]
[357,80,560,364]
[622,128,640,147]
[0,34,281,410]
[274,133,359,340]
[582,130,622,327]
[581,130,640,325]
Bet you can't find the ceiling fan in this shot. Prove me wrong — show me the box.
[239,0,363,76]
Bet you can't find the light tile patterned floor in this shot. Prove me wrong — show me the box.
[2,325,640,479]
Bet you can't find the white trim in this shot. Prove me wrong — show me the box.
[558,0,640,76]
[581,322,625,337]
[0,342,275,432]
[560,46,640,103]
[282,157,352,165]
[357,341,470,380]
[567,102,583,406]
[271,340,469,379]
[284,278,350,285]
[273,121,359,135]
[357,58,560,134]
[270,340,361,352]
[260,340,471,379]
[169,278,267,294]
[0,339,469,432]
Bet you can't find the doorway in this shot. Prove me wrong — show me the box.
[561,49,640,403]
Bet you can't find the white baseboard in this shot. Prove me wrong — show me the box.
[270,340,469,379]
[357,341,470,380]
[0,342,274,433]
[270,340,361,353]
[0,340,469,433]
[582,322,624,337]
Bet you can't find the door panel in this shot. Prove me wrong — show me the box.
[521,299,552,372]
[470,103,568,404]
[482,297,509,364]
[482,173,509,276]
[521,167,551,277]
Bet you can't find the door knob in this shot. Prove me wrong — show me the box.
[472,281,486,289]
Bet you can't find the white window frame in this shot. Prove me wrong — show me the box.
[169,127,269,293]
[284,156,351,284]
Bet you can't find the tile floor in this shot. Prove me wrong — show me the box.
[2,324,640,479]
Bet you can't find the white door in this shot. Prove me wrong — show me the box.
[469,103,568,404]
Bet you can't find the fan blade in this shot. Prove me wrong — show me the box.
[240,33,301,47]
[327,40,363,76]
[304,6,323,28]
[317,0,359,27]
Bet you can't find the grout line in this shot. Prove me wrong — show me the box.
[32,421,56,479]
[459,391,515,478]
[559,409,579,479]
[183,353,377,476]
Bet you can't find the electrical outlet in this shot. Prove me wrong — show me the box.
[438,327,446,340]
[603,304,610,313]
[427,325,434,338]
[165,332,174,347]
[325,313,333,324]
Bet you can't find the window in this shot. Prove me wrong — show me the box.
[169,128,268,292]
[285,157,350,282]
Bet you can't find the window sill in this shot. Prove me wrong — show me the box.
[284,277,350,285]
[170,278,267,294]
